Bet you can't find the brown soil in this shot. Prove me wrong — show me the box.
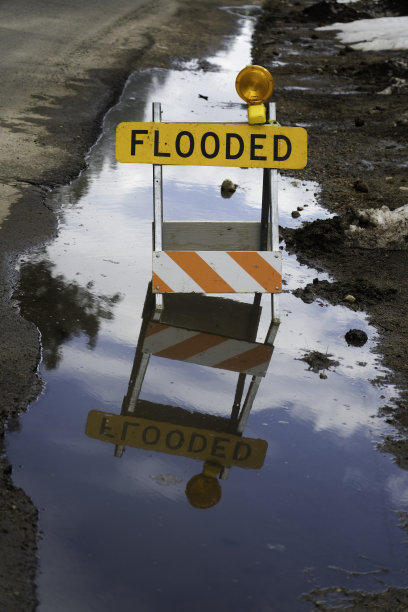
[253,0,408,608]
[253,0,408,409]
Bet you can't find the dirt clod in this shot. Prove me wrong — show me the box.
[353,179,369,193]
[300,350,340,373]
[221,179,237,198]
[345,329,368,347]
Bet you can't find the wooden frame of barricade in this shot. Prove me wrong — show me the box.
[151,102,281,348]
[93,88,307,485]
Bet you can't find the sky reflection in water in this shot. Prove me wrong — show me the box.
[8,12,408,612]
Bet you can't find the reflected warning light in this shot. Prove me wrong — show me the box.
[185,462,222,509]
[235,65,274,125]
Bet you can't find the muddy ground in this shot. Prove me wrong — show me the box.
[254,0,408,399]
[1,0,407,609]
[253,1,408,421]
[253,0,408,608]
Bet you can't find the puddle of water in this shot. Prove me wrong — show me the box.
[8,9,408,612]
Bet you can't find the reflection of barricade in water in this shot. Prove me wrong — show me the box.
[86,286,279,508]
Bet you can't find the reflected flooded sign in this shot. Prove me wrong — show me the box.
[115,122,307,169]
[85,287,275,505]
[86,411,267,469]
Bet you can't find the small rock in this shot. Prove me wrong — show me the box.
[297,206,304,211]
[400,186,408,192]
[345,329,368,347]
[344,294,356,304]
[385,176,394,182]
[291,210,301,218]
[354,117,364,127]
[221,179,237,198]
[319,372,328,379]
[353,179,369,193]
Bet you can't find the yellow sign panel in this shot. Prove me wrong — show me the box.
[86,410,268,469]
[116,122,307,169]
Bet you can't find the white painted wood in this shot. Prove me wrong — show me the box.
[199,251,266,293]
[268,102,281,341]
[153,250,282,293]
[152,102,164,319]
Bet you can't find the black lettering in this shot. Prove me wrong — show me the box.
[211,437,230,458]
[175,131,194,158]
[99,417,114,439]
[120,421,140,442]
[187,433,207,453]
[154,130,170,157]
[131,129,148,155]
[250,134,267,161]
[200,132,220,159]
[226,133,244,159]
[142,426,160,445]
[233,441,251,462]
[273,135,292,161]
[166,430,184,450]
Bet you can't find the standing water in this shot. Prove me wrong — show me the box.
[8,8,408,611]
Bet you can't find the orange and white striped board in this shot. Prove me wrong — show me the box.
[143,321,274,376]
[152,250,282,294]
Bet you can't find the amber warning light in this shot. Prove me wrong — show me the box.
[235,65,274,125]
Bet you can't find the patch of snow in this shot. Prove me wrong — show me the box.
[317,16,408,52]
[346,204,408,249]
